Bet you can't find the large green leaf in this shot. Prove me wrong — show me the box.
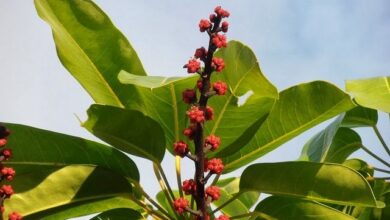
[299,118,362,163]
[119,41,278,153]
[83,104,166,163]
[91,208,144,220]
[34,0,146,107]
[2,123,139,183]
[346,76,390,113]
[3,165,133,218]
[252,196,355,220]
[216,177,260,210]
[341,106,378,128]
[240,162,378,207]
[26,197,143,220]
[217,81,355,173]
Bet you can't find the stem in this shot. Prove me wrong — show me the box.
[211,173,221,186]
[373,125,390,157]
[136,183,173,219]
[361,145,390,168]
[212,192,242,214]
[153,164,179,218]
[375,177,390,180]
[156,163,176,201]
[373,167,390,174]
[175,156,184,198]
[130,195,168,220]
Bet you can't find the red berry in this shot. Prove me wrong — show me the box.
[214,6,230,18]
[205,106,214,121]
[173,198,189,214]
[0,185,14,198]
[174,141,189,157]
[1,149,12,160]
[199,19,211,32]
[216,215,230,220]
[186,106,205,123]
[205,135,221,151]
[221,21,229,32]
[212,81,228,95]
[182,179,196,195]
[182,89,196,104]
[0,139,7,147]
[8,211,23,220]
[212,34,227,48]
[206,186,221,201]
[197,79,203,91]
[194,47,207,59]
[183,124,196,140]
[184,59,201,73]
[212,57,225,72]
[206,158,224,174]
[0,206,4,213]
[1,167,15,181]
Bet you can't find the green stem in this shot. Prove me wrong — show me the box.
[375,177,390,180]
[175,156,184,197]
[211,173,221,186]
[153,164,179,219]
[156,163,176,201]
[130,194,168,220]
[212,192,242,214]
[361,145,390,168]
[373,125,390,157]
[373,167,390,174]
[135,183,173,219]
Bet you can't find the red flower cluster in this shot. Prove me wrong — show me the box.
[173,197,189,214]
[174,6,230,219]
[206,158,224,174]
[212,81,228,95]
[174,141,189,157]
[182,179,197,195]
[205,186,220,201]
[0,125,20,219]
[187,106,205,123]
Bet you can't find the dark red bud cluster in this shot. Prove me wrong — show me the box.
[0,125,21,219]
[205,158,224,174]
[215,215,230,220]
[182,179,197,195]
[205,186,220,201]
[173,197,189,214]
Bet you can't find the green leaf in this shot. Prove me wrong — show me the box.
[299,118,362,163]
[26,197,143,220]
[2,123,139,182]
[4,165,133,218]
[217,81,355,173]
[252,196,355,220]
[213,189,249,217]
[346,76,390,113]
[216,177,260,210]
[90,208,144,220]
[119,41,278,153]
[34,0,146,107]
[240,162,378,207]
[83,104,166,163]
[341,106,378,127]
[343,159,374,177]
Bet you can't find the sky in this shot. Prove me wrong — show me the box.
[0,0,389,219]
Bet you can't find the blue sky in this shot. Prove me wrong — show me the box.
[0,0,389,218]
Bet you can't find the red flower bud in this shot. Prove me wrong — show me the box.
[8,211,23,220]
[214,6,230,18]
[183,124,196,140]
[206,158,224,174]
[0,139,7,147]
[212,34,227,48]
[0,185,14,198]
[186,106,205,123]
[212,57,225,72]
[173,198,189,214]
[206,186,221,201]
[221,21,229,32]
[209,14,217,22]
[184,59,201,73]
[194,47,207,59]
[197,79,203,91]
[173,141,189,157]
[182,89,196,104]
[212,81,228,95]
[196,214,210,220]
[199,19,211,32]
[205,135,221,151]
[1,167,15,181]
[182,179,196,195]
[1,149,12,160]
[216,215,230,220]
